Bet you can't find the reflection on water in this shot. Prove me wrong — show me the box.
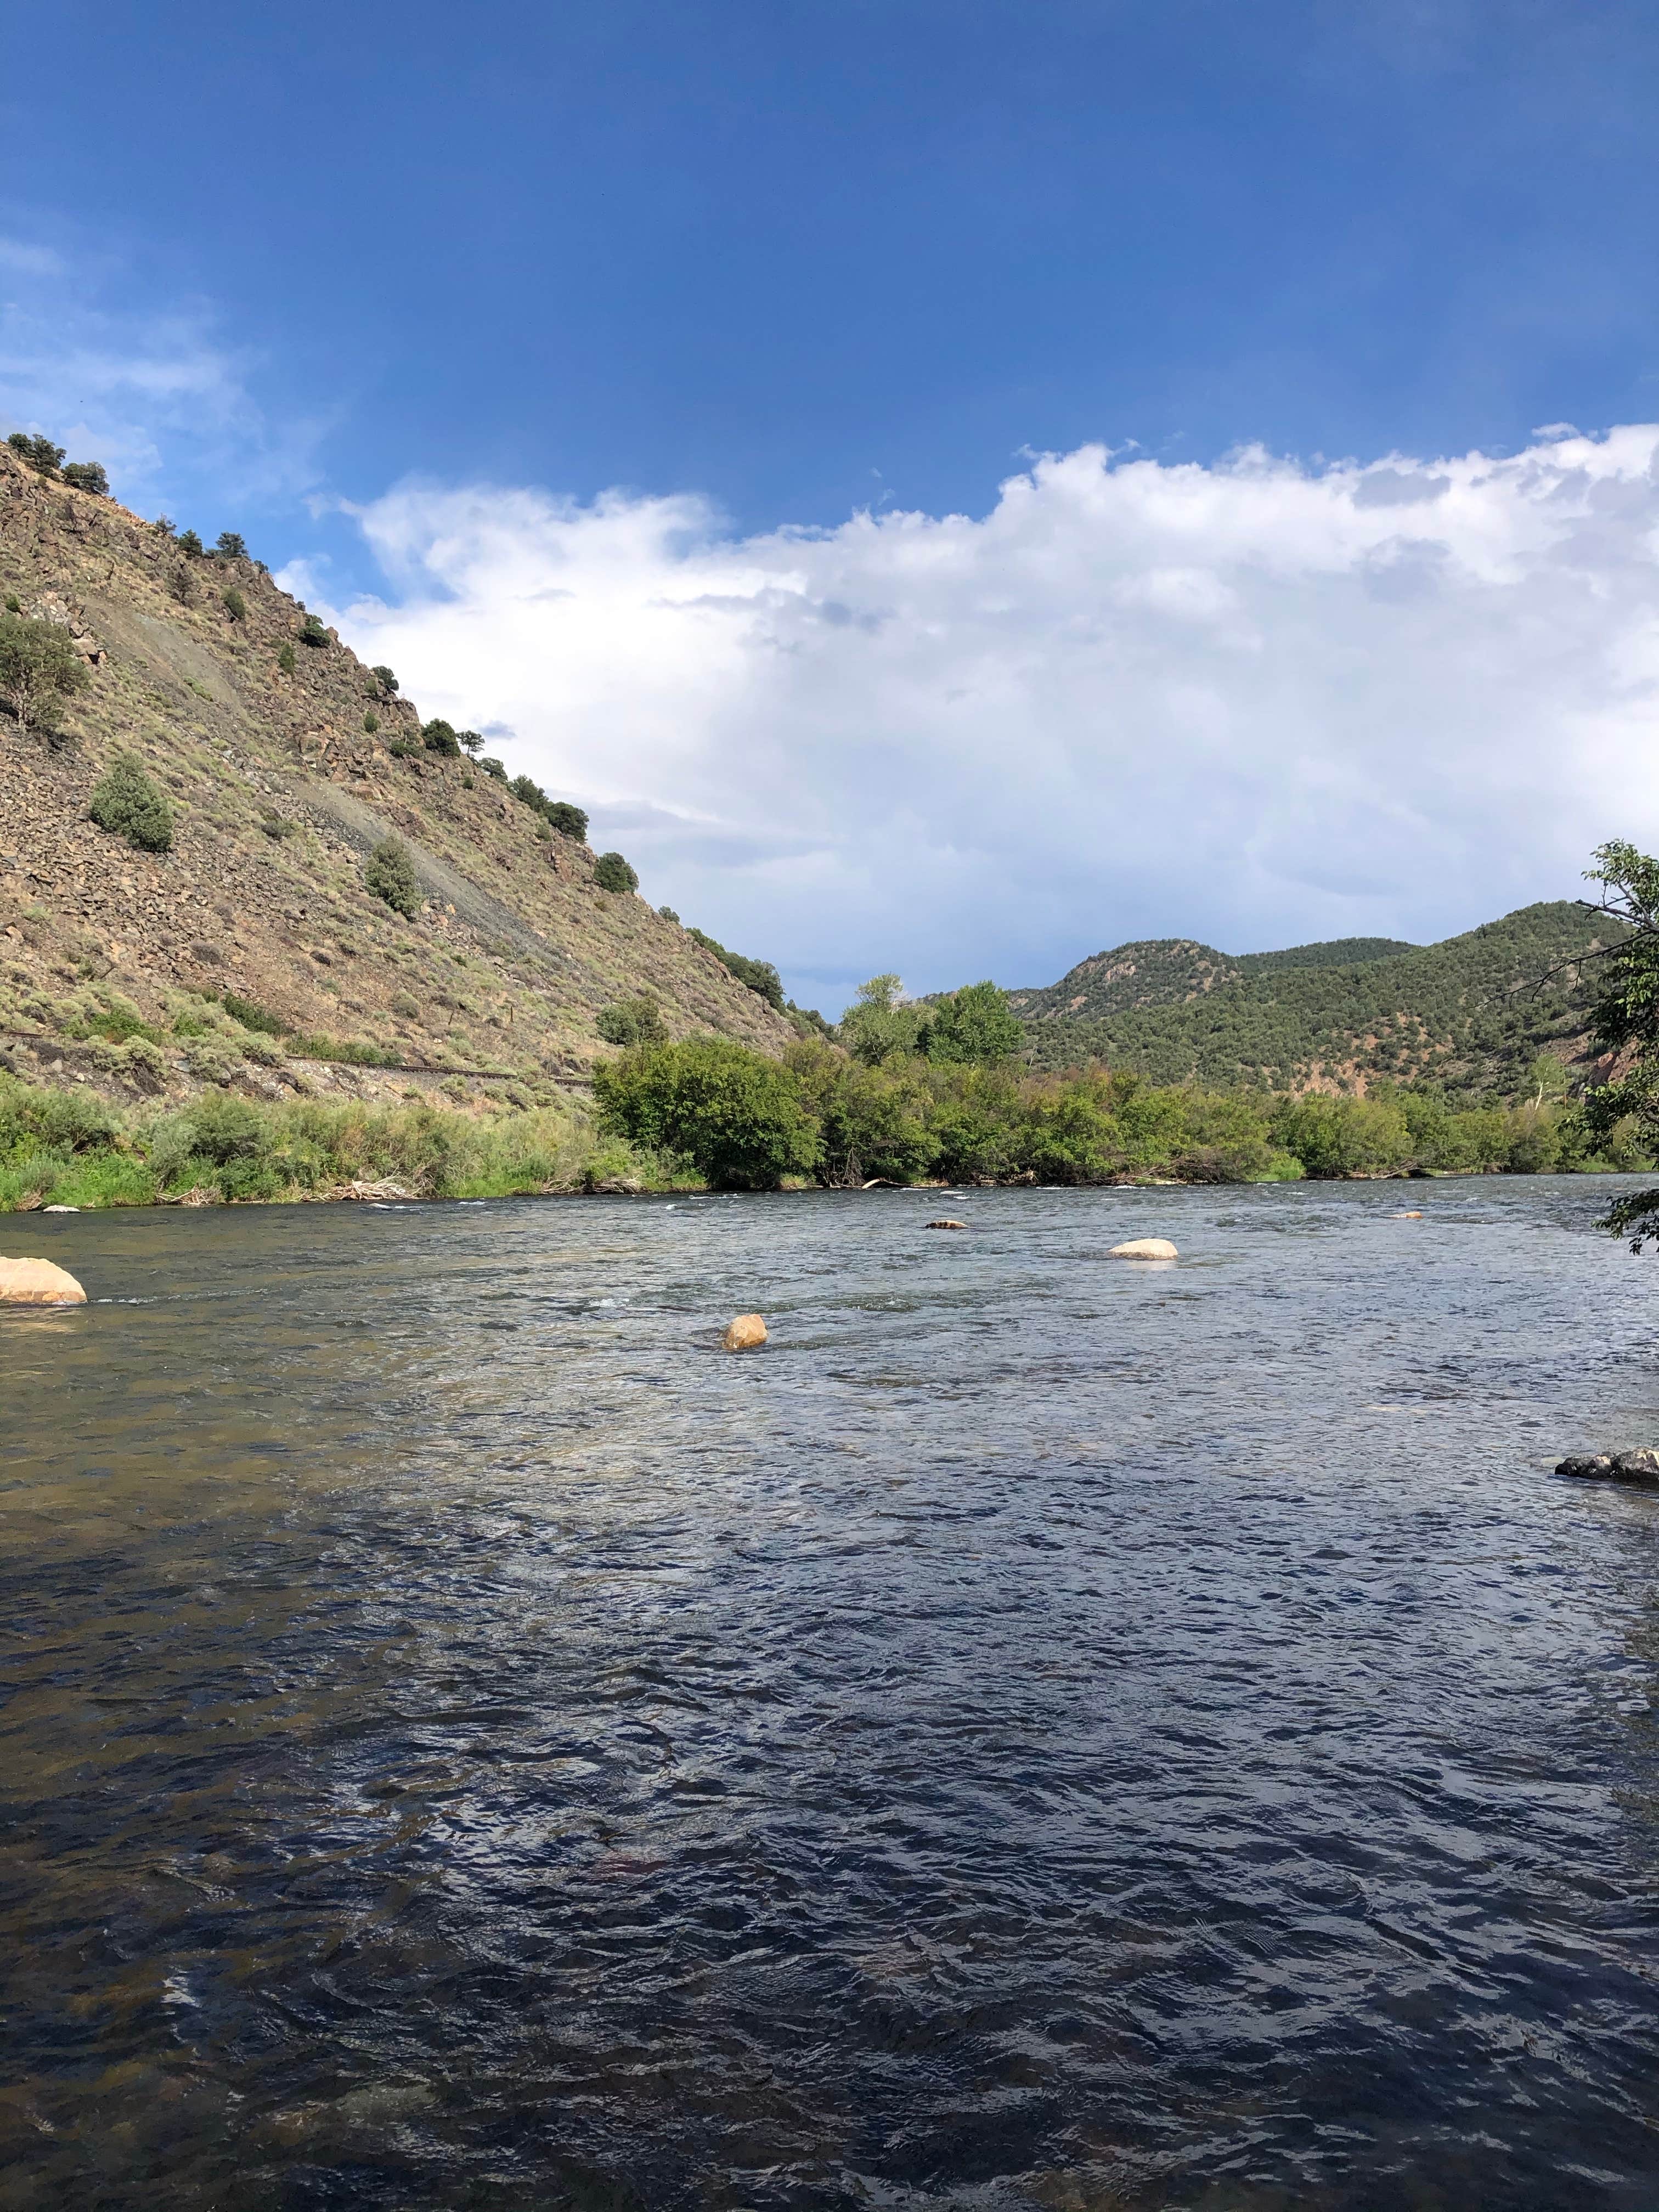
[4,1180,1659,2209]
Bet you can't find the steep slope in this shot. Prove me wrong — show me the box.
[1012,904,1623,1094]
[0,447,791,1110]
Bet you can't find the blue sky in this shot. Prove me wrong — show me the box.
[8,2,1659,1008]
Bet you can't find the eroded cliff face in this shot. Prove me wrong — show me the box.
[0,447,791,1111]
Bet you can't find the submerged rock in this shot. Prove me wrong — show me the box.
[1109,1238,1178,1260]
[0,1256,87,1306]
[1558,1451,1659,1486]
[722,1313,768,1351]
[926,1218,967,1229]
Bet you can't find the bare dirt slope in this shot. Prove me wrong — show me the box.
[0,446,791,1111]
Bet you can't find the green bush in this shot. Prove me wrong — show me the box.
[222,992,289,1037]
[480,757,507,782]
[214,531,247,560]
[0,613,90,737]
[659,905,680,923]
[222,585,246,621]
[278,642,296,675]
[61,460,109,496]
[596,996,668,1049]
[370,664,398,694]
[89,753,174,852]
[364,835,421,918]
[299,613,329,648]
[593,851,639,894]
[177,528,204,557]
[594,1037,820,1189]
[686,927,786,1011]
[423,718,461,756]
[363,708,379,735]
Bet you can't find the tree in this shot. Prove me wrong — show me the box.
[925,980,1024,1065]
[1581,839,1659,1245]
[594,851,639,894]
[61,460,109,496]
[299,613,329,648]
[838,974,928,1065]
[0,614,90,738]
[422,718,461,756]
[458,728,485,755]
[278,642,296,675]
[7,432,64,475]
[214,531,247,560]
[177,529,204,557]
[365,835,421,918]
[594,1036,820,1189]
[89,754,174,852]
[545,800,588,840]
[222,586,247,622]
[371,664,399,694]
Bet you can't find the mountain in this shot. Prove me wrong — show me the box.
[0,445,791,1112]
[1009,905,1623,1095]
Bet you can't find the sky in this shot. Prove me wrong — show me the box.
[7,0,1659,1011]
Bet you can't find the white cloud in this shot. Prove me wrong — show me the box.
[297,430,1659,1011]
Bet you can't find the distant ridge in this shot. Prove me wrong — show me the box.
[1007,904,1621,1096]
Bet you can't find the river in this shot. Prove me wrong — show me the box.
[4,1179,1659,2209]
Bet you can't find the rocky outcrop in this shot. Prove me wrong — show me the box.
[0,1255,87,1304]
[1558,1451,1659,1486]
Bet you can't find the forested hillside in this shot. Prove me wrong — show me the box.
[1012,904,1622,1094]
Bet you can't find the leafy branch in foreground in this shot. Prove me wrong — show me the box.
[1582,839,1659,1247]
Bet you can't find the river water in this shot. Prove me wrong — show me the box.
[4,1179,1659,2210]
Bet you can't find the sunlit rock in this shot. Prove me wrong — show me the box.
[722,1313,768,1351]
[0,1256,87,1305]
[1109,1238,1178,1260]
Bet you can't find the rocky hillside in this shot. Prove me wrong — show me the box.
[0,445,791,1114]
[1012,904,1624,1096]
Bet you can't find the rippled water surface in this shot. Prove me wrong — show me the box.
[5,1180,1659,2210]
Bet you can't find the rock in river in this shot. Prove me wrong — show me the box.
[0,1256,87,1306]
[722,1313,768,1351]
[1558,1451,1659,1486]
[1109,1238,1178,1260]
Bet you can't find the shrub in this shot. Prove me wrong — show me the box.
[659,905,680,924]
[89,753,175,851]
[686,927,786,1011]
[222,585,247,621]
[0,613,90,737]
[61,460,109,496]
[214,531,247,560]
[4,595,18,613]
[299,613,329,648]
[168,565,193,605]
[177,528,204,557]
[365,835,421,918]
[259,808,297,839]
[594,1037,820,1189]
[480,756,506,782]
[546,800,588,840]
[363,708,379,734]
[278,642,296,675]
[7,432,64,476]
[423,718,461,757]
[222,991,289,1036]
[596,996,668,1049]
[371,664,399,694]
[594,851,639,894]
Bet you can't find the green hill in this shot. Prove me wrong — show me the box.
[1010,904,1622,1096]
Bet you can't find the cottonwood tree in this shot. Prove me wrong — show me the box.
[1581,839,1659,1245]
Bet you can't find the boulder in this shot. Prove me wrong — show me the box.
[722,1313,768,1351]
[926,1218,967,1229]
[0,1256,87,1306]
[1558,1451,1659,1485]
[1109,1238,1178,1260]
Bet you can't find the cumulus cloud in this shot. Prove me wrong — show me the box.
[298,431,1659,1011]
